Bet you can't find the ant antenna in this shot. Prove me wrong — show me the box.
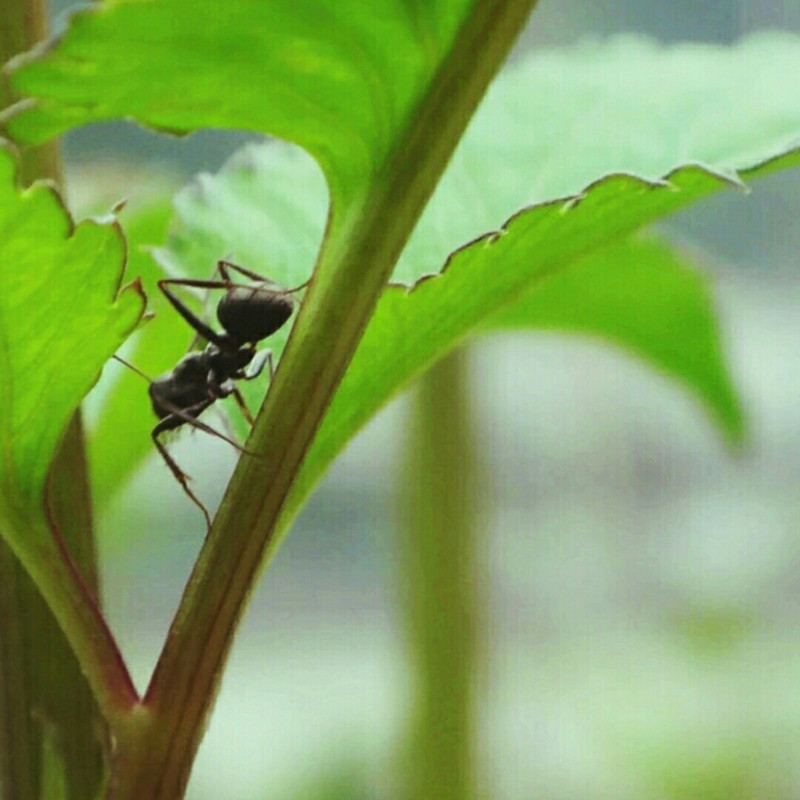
[285,278,311,295]
[113,354,153,383]
[215,261,312,297]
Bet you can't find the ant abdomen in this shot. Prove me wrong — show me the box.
[217,283,294,344]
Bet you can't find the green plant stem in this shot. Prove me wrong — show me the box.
[0,416,109,800]
[0,0,57,183]
[0,542,40,800]
[99,2,538,797]
[0,4,137,796]
[398,348,483,800]
[43,416,109,796]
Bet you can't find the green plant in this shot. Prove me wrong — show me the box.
[1,1,800,798]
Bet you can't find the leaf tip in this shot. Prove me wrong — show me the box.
[704,381,748,451]
[122,274,148,305]
[115,276,149,334]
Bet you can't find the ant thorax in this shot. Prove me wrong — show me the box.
[204,341,256,384]
[149,351,214,420]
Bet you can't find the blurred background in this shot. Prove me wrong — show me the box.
[52,0,800,797]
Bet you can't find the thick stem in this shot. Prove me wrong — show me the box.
[0,544,40,800]
[397,348,484,800]
[108,2,537,797]
[0,4,132,797]
[41,416,110,797]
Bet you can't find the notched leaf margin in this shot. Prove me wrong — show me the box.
[389,159,767,297]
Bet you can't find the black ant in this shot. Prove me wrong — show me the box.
[116,260,307,527]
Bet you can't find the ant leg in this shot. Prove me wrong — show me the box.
[223,350,274,427]
[151,396,261,527]
[243,348,273,382]
[158,280,226,347]
[162,273,309,299]
[152,419,212,530]
[160,277,234,291]
[212,403,244,443]
[160,274,275,352]
[167,258,243,352]
[158,397,259,456]
[217,261,311,295]
[217,260,272,283]
[188,260,227,351]
[229,387,255,426]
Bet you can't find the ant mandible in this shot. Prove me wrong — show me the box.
[117,260,307,528]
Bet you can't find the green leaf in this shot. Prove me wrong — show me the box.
[165,143,326,283]
[3,0,474,207]
[0,140,144,575]
[395,32,800,282]
[279,151,800,524]
[2,0,518,515]
[151,32,800,531]
[10,15,800,515]
[158,32,800,290]
[484,234,743,439]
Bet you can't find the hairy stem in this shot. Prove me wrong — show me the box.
[105,1,538,797]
